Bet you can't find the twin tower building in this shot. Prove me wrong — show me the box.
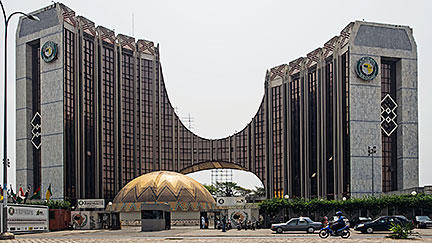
[16,3,418,202]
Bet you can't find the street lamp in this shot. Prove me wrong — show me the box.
[0,1,39,239]
[368,146,377,197]
[309,172,316,199]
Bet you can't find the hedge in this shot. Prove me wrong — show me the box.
[25,200,71,209]
[258,194,432,214]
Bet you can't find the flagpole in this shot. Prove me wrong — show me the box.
[1,1,39,239]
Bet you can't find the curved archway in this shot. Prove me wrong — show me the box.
[179,161,249,175]
[183,161,265,198]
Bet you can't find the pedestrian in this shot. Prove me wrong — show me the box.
[322,216,329,227]
[201,216,205,229]
[222,215,227,232]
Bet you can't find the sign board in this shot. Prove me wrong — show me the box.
[6,204,49,233]
[228,208,251,226]
[71,211,101,230]
[77,199,105,209]
[216,197,246,206]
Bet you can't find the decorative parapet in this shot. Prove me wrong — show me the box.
[96,26,116,45]
[118,34,136,51]
[77,16,96,36]
[137,39,156,55]
[59,3,76,26]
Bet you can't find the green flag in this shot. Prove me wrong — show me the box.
[30,186,41,200]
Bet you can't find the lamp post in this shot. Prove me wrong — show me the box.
[309,172,316,199]
[367,146,377,197]
[0,1,39,238]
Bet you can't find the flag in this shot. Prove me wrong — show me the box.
[46,184,52,200]
[8,186,17,203]
[17,186,25,203]
[23,187,30,204]
[30,186,41,200]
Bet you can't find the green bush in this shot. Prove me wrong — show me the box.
[389,222,412,239]
[25,200,71,209]
[258,193,432,216]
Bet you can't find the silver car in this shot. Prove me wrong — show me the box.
[271,217,322,233]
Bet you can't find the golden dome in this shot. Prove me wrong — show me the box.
[110,171,215,212]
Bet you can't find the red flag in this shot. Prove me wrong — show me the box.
[18,187,25,200]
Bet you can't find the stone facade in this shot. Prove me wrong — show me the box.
[15,3,418,201]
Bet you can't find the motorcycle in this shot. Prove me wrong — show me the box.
[319,224,350,239]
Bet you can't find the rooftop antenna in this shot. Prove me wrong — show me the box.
[132,12,135,36]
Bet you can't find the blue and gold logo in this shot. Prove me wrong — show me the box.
[41,41,58,63]
[356,57,378,81]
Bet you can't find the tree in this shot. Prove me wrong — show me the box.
[203,182,252,197]
[250,186,266,198]
[203,184,218,196]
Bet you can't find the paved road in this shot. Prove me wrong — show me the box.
[8,226,432,242]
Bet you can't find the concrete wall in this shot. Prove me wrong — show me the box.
[16,4,65,198]
[348,21,418,197]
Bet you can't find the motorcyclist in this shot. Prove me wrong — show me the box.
[331,211,346,233]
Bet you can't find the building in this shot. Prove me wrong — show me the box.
[108,171,215,227]
[16,3,418,202]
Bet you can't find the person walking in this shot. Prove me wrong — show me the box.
[222,215,227,232]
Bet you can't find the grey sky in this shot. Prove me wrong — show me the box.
[0,0,430,190]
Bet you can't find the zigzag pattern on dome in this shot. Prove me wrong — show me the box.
[111,171,215,212]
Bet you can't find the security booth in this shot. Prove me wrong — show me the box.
[141,203,171,231]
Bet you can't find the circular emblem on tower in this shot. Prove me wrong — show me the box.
[356,56,378,81]
[41,41,58,63]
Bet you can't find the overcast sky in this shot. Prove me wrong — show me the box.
[0,0,430,190]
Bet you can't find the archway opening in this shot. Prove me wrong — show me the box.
[182,162,264,199]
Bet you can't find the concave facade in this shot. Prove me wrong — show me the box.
[16,3,418,202]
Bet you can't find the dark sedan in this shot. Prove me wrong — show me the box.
[354,216,411,233]
[271,217,322,233]
[349,216,372,228]
[414,216,432,228]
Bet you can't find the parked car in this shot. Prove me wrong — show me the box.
[349,217,372,228]
[413,216,432,228]
[354,216,412,233]
[271,217,322,234]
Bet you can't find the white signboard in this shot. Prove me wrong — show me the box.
[216,197,246,206]
[6,204,49,233]
[77,199,105,209]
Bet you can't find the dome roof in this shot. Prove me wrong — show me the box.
[110,171,215,212]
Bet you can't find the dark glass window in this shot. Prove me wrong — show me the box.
[64,28,76,200]
[290,77,301,197]
[381,60,397,192]
[160,77,173,171]
[308,70,318,197]
[272,85,283,198]
[101,45,115,199]
[141,58,154,174]
[121,52,135,186]
[341,53,350,197]
[254,100,266,187]
[325,60,334,199]
[31,43,41,190]
[83,37,95,198]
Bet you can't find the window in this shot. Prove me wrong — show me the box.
[101,45,115,199]
[381,60,398,192]
[64,28,76,200]
[289,219,298,225]
[298,220,307,225]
